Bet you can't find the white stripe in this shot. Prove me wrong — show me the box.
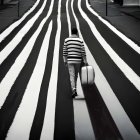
[6,21,52,140]
[74,75,96,140]
[86,0,140,54]
[0,0,48,64]
[69,1,95,139]
[40,0,61,139]
[72,0,140,139]
[78,0,140,92]
[66,0,71,36]
[0,0,55,109]
[0,0,40,43]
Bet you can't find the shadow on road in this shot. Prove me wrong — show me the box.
[82,84,123,140]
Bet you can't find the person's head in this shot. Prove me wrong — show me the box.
[71,27,78,35]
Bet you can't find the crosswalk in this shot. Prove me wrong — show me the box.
[0,0,140,140]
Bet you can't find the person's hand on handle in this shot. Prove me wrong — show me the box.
[83,56,88,66]
[64,62,68,67]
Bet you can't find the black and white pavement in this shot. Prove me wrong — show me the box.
[89,0,140,46]
[0,0,140,140]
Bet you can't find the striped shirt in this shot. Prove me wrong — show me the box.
[63,37,86,64]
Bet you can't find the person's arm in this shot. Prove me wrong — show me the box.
[63,40,68,66]
[82,56,87,64]
[81,41,87,64]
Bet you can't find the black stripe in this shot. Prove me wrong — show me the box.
[82,85,123,140]
[0,0,51,83]
[73,0,123,139]
[54,0,75,139]
[29,18,57,140]
[0,6,52,140]
[82,0,140,77]
[77,0,140,134]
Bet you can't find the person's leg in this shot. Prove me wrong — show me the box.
[68,64,76,94]
[74,63,81,92]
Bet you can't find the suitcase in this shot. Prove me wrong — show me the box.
[81,65,95,85]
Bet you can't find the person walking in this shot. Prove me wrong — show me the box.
[63,27,87,98]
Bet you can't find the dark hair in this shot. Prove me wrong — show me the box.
[71,27,78,35]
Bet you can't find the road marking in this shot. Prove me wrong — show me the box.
[86,0,140,54]
[0,0,54,109]
[40,0,61,139]
[67,1,95,139]
[66,0,71,36]
[0,0,48,64]
[73,75,96,140]
[0,0,40,42]
[6,21,52,140]
[72,0,140,139]
[78,0,140,92]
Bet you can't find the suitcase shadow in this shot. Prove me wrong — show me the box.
[81,83,123,140]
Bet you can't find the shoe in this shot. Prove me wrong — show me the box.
[72,91,78,98]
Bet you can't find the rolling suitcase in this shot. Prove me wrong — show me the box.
[81,65,95,85]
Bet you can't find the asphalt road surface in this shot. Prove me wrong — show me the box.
[0,0,140,140]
